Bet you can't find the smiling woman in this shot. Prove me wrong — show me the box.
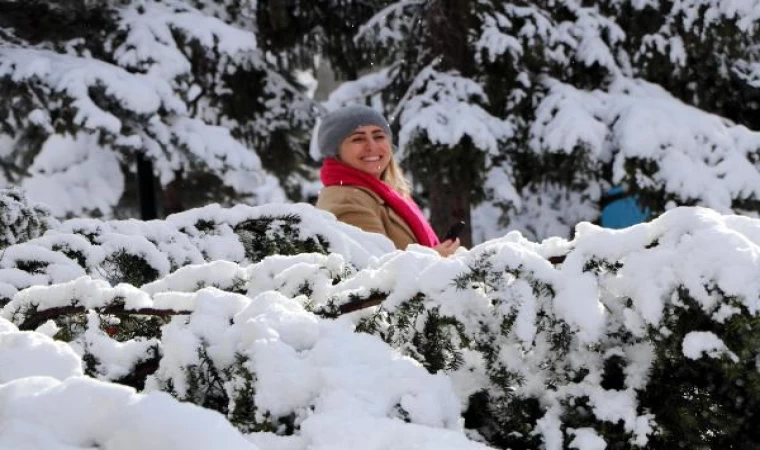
[315,105,459,256]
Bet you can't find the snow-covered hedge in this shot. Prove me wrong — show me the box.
[2,198,760,449]
[0,192,393,306]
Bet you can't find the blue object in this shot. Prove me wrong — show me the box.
[600,186,649,229]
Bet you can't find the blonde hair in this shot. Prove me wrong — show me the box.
[381,153,412,197]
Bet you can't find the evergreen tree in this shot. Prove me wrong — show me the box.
[328,0,760,243]
[255,0,388,80]
[0,0,318,219]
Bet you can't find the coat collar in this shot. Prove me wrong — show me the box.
[353,186,417,243]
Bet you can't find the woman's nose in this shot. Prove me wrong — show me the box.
[367,136,382,151]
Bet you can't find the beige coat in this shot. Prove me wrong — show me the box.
[316,186,417,250]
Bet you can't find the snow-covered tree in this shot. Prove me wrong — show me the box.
[255,0,389,79]
[326,0,760,243]
[0,0,318,219]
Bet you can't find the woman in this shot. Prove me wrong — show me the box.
[315,104,460,257]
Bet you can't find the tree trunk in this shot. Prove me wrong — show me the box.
[424,0,474,247]
[136,153,157,220]
[162,172,185,217]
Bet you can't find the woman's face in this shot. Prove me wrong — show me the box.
[337,125,391,178]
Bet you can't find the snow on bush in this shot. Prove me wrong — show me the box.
[0,287,490,450]
[0,316,259,450]
[0,378,260,450]
[0,198,394,305]
[0,187,57,251]
[2,204,760,449]
[0,318,82,383]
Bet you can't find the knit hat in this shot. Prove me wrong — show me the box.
[317,105,393,158]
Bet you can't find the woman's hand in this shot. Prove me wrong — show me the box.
[434,238,460,257]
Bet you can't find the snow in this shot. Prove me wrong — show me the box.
[147,287,464,431]
[0,0,309,218]
[114,0,258,81]
[0,202,395,298]
[21,134,125,218]
[0,377,259,450]
[0,48,166,128]
[0,326,83,383]
[682,331,739,362]
[321,67,396,114]
[354,0,426,46]
[142,260,247,295]
[0,281,489,449]
[71,312,160,381]
[568,428,607,450]
[1,204,760,449]
[396,68,514,160]
[497,74,760,241]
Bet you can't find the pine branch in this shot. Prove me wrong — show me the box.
[18,304,191,331]
[331,253,567,316]
[547,255,566,265]
[336,293,386,315]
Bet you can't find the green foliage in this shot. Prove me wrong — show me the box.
[464,390,544,450]
[255,0,389,79]
[102,249,161,287]
[360,293,470,373]
[342,234,760,448]
[51,312,89,342]
[640,287,760,449]
[352,251,583,448]
[0,188,56,250]
[234,214,330,261]
[0,0,113,46]
[154,340,292,434]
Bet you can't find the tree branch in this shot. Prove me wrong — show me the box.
[336,294,386,315]
[18,304,191,331]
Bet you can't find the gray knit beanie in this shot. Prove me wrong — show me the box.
[317,105,393,158]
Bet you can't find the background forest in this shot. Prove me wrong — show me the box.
[1,0,758,246]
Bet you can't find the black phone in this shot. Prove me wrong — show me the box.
[443,221,466,242]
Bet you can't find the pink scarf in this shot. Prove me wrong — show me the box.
[320,158,440,247]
